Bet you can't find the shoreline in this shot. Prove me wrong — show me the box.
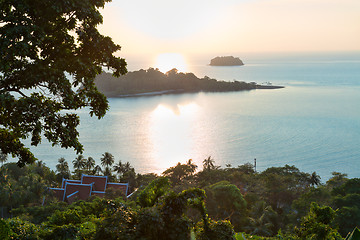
[117,89,185,98]
[255,85,285,89]
[114,85,284,98]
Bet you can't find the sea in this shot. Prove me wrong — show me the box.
[24,51,360,181]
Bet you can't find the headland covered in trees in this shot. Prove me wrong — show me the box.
[209,56,244,66]
[95,68,283,97]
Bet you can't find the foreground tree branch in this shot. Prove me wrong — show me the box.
[0,0,127,166]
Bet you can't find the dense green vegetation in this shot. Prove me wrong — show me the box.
[1,153,359,239]
[95,68,263,97]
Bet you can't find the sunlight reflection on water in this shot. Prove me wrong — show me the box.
[148,103,200,170]
[20,53,360,180]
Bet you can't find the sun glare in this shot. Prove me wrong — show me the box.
[154,53,188,73]
[148,103,200,170]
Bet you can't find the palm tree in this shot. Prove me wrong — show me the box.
[247,215,274,237]
[73,155,86,170]
[0,151,7,167]
[123,161,134,173]
[56,157,70,181]
[33,160,46,177]
[120,162,136,191]
[113,160,135,182]
[187,159,197,174]
[225,164,232,168]
[203,156,215,171]
[56,157,70,178]
[85,157,95,172]
[93,165,102,175]
[246,201,277,237]
[113,160,125,180]
[100,152,114,168]
[309,171,321,187]
[103,166,114,181]
[73,155,86,178]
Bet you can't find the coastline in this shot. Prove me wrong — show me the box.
[113,85,284,98]
[255,85,285,89]
[96,68,285,99]
[117,89,185,98]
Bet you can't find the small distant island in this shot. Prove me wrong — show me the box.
[209,56,244,66]
[95,68,283,98]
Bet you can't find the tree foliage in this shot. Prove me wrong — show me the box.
[162,159,197,185]
[0,162,56,216]
[55,157,70,180]
[7,217,41,239]
[331,178,360,236]
[294,203,342,240]
[100,152,115,168]
[137,177,171,208]
[0,151,7,166]
[3,158,360,239]
[246,201,278,236]
[195,219,235,240]
[0,218,10,240]
[206,181,247,218]
[95,68,258,96]
[205,181,247,232]
[0,0,127,166]
[345,227,360,240]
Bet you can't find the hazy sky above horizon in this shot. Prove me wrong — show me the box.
[98,0,360,58]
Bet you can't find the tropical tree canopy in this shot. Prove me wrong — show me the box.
[203,156,217,171]
[100,152,114,168]
[72,155,85,171]
[0,151,7,165]
[55,157,70,179]
[0,0,127,167]
[85,157,96,171]
[162,160,197,185]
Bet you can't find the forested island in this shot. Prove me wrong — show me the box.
[0,154,359,239]
[210,56,244,66]
[95,68,282,97]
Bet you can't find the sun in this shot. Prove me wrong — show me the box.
[154,53,188,73]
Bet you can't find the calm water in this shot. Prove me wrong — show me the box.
[27,52,360,180]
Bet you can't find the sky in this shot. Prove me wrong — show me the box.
[98,0,360,59]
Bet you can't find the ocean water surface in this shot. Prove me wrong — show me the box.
[26,52,360,180]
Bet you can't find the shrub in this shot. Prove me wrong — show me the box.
[0,218,11,240]
[195,219,235,240]
[7,217,40,240]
